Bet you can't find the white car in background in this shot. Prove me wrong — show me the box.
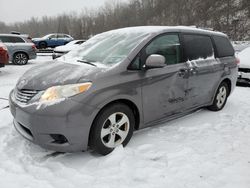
[238,47,250,85]
[52,40,86,59]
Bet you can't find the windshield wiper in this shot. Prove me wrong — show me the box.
[77,59,97,67]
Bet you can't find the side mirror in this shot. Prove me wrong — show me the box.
[145,54,166,69]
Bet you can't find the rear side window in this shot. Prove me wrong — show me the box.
[12,37,25,43]
[213,36,234,57]
[183,34,214,61]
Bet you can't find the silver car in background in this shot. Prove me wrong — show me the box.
[0,34,37,65]
[52,40,86,59]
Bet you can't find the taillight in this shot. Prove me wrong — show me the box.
[32,44,36,50]
[235,57,240,65]
[0,43,7,51]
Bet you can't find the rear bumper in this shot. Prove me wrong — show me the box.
[9,90,98,152]
[28,50,37,60]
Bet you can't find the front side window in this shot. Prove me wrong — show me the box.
[145,34,181,65]
[183,34,214,61]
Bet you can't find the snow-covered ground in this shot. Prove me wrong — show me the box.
[0,55,250,188]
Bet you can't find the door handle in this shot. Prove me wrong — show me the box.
[178,68,188,77]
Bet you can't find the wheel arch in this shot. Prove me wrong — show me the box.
[39,41,48,47]
[93,99,140,130]
[211,78,232,105]
[88,98,141,147]
[222,78,232,96]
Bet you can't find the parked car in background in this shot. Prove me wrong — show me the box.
[0,41,9,67]
[32,33,74,49]
[52,40,86,59]
[9,26,237,155]
[238,47,250,85]
[0,34,37,65]
[232,41,250,53]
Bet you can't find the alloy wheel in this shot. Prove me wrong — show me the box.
[100,112,130,148]
[216,86,227,108]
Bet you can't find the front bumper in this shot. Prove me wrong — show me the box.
[9,90,97,152]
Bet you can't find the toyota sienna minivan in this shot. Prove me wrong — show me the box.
[9,26,238,155]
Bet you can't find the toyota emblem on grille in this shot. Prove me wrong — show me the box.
[18,79,27,89]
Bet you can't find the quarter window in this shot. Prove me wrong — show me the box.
[213,36,234,57]
[183,34,214,61]
[145,34,181,65]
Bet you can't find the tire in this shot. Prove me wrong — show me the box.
[208,82,229,111]
[39,42,47,49]
[13,52,28,65]
[89,103,135,155]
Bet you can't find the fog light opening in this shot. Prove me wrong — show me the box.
[50,134,68,144]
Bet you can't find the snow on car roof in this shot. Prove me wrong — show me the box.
[103,26,226,37]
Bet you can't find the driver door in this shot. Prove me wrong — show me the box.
[140,34,190,126]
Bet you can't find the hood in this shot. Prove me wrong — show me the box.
[32,38,42,41]
[54,44,79,53]
[16,61,106,91]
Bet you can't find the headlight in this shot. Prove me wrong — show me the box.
[40,82,92,102]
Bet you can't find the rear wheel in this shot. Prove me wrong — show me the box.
[13,52,28,65]
[89,103,135,155]
[208,82,229,111]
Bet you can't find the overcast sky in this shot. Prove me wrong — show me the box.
[0,0,127,24]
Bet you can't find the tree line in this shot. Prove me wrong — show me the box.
[0,0,249,40]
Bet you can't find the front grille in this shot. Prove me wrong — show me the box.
[15,89,38,103]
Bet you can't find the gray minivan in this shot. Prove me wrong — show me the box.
[9,26,237,155]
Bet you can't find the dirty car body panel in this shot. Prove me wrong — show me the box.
[9,26,237,152]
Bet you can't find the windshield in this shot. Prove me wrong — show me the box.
[62,30,150,66]
[42,34,53,39]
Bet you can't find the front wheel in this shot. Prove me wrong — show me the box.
[89,103,135,155]
[39,42,47,49]
[208,82,229,111]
